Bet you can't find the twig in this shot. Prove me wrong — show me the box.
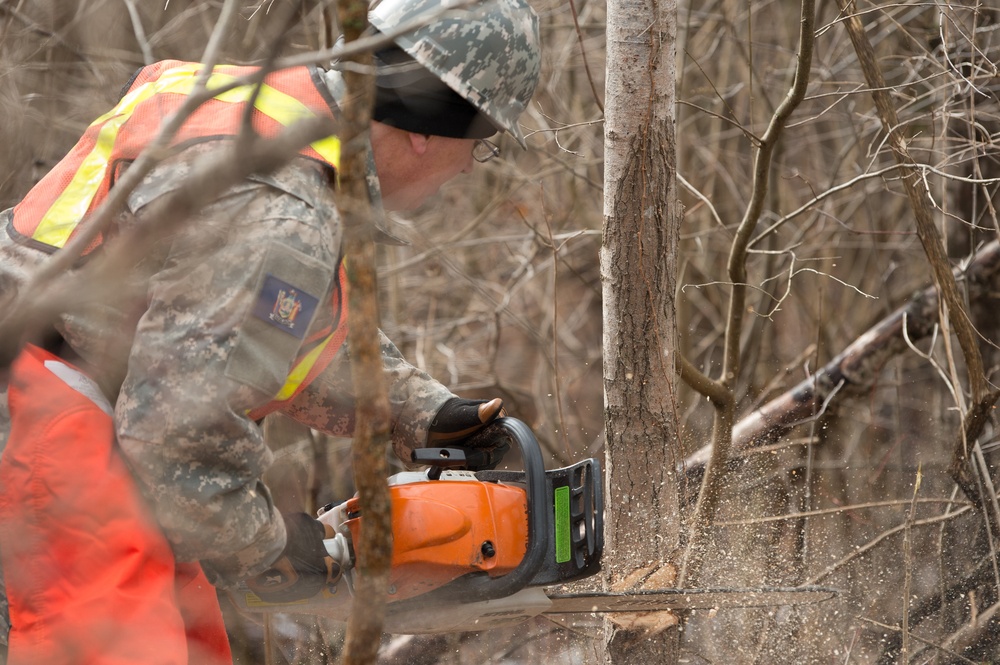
[123,0,154,65]
[750,164,905,247]
[901,465,922,661]
[859,616,981,665]
[715,497,970,526]
[273,2,477,73]
[836,4,990,491]
[973,443,1000,602]
[540,207,572,457]
[877,551,1000,664]
[0,3,98,73]
[677,172,724,229]
[201,0,241,70]
[939,598,1000,661]
[683,240,1000,472]
[805,506,971,585]
[565,0,604,114]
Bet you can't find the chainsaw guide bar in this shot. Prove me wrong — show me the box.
[543,586,838,613]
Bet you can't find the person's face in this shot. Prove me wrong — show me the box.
[373,124,479,211]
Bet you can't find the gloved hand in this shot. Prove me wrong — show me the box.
[427,397,509,470]
[245,512,339,603]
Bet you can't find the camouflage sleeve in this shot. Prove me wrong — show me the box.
[115,151,341,586]
[280,331,455,464]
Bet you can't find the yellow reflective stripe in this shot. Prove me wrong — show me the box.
[33,65,202,247]
[258,264,347,412]
[33,64,341,249]
[209,76,342,167]
[271,333,337,402]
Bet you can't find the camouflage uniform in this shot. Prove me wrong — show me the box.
[0,71,454,644]
[0,0,543,646]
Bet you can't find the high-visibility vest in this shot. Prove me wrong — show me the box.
[7,59,349,414]
[10,59,342,253]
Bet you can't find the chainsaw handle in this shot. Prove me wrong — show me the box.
[421,417,548,604]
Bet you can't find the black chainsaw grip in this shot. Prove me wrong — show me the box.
[421,417,548,604]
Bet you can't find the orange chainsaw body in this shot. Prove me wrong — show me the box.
[344,478,529,601]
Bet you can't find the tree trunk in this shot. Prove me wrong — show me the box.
[601,0,681,660]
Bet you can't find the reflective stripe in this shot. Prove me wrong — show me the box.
[273,333,336,402]
[42,359,114,417]
[249,264,349,420]
[33,64,342,249]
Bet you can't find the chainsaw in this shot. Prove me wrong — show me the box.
[233,418,835,633]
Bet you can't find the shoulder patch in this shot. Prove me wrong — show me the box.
[252,274,320,339]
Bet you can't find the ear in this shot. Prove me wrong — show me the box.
[407,132,431,156]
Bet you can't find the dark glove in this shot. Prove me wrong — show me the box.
[427,397,509,470]
[245,512,339,603]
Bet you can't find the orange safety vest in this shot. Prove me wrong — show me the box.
[7,59,350,414]
[10,59,342,253]
[0,345,232,665]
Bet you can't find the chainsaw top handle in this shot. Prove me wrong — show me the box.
[407,417,549,604]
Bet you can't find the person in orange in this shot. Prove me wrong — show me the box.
[0,0,541,662]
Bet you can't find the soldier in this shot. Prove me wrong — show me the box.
[0,0,541,662]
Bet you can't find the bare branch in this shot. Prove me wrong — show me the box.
[805,505,972,585]
[123,0,155,65]
[333,1,392,663]
[679,0,818,588]
[837,0,988,412]
[684,239,1000,472]
[860,616,982,665]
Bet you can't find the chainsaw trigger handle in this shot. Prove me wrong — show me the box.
[323,533,353,569]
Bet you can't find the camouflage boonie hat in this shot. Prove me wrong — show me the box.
[369,0,542,148]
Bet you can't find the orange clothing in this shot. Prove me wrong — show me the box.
[10,59,341,255]
[0,345,231,664]
[7,57,349,421]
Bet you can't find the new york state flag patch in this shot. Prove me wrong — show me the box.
[252,273,320,340]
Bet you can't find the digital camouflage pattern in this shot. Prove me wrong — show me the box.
[0,142,453,588]
[0,2,539,642]
[0,135,454,651]
[369,0,541,147]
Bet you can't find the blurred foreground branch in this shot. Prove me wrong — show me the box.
[334,1,391,664]
[0,114,340,372]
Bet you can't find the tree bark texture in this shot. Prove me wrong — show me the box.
[601,0,681,660]
[335,2,393,664]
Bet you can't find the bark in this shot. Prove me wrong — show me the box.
[601,0,681,660]
[335,2,392,664]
